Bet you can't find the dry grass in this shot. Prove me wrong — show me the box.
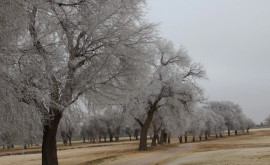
[0,138,137,156]
[160,128,270,165]
[1,128,270,165]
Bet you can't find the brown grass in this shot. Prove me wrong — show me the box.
[1,129,270,165]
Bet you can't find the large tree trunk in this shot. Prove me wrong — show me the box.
[137,109,155,151]
[139,126,150,150]
[235,130,238,135]
[42,113,62,165]
[228,129,230,136]
[136,96,161,151]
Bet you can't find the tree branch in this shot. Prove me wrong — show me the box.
[134,118,144,128]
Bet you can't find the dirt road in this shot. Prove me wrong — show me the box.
[100,143,195,165]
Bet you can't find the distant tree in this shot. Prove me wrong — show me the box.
[207,101,244,136]
[244,118,255,133]
[59,107,82,146]
[265,115,270,126]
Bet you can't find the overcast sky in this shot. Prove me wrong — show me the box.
[146,0,270,123]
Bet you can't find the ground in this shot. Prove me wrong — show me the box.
[0,128,270,165]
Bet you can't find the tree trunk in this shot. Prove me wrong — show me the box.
[24,144,27,149]
[163,132,167,143]
[129,135,132,141]
[204,131,208,140]
[151,122,161,146]
[178,136,183,143]
[184,132,188,143]
[83,137,85,143]
[137,97,161,151]
[104,135,107,143]
[42,113,61,165]
[219,133,223,137]
[192,136,195,142]
[137,109,155,151]
[228,129,230,136]
[199,136,202,141]
[68,137,72,146]
[247,128,249,133]
[168,134,170,144]
[134,129,139,140]
[109,135,113,142]
[235,130,237,135]
[151,134,158,146]
[159,129,165,145]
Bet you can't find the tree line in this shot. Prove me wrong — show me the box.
[0,0,259,165]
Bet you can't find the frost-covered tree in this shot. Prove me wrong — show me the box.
[102,107,123,142]
[123,110,141,141]
[59,106,83,146]
[265,115,270,126]
[1,0,155,164]
[243,118,255,133]
[206,101,245,136]
[128,40,205,151]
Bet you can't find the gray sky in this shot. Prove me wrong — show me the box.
[146,0,270,123]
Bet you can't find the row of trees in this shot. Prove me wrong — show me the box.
[0,0,256,164]
[0,100,255,149]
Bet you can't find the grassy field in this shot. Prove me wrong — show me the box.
[0,128,270,165]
